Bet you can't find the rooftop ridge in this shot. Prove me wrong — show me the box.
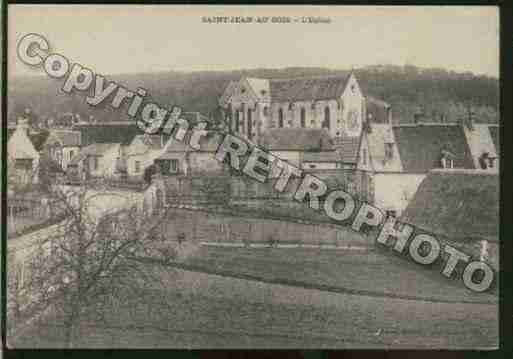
[267,74,350,82]
[429,168,499,176]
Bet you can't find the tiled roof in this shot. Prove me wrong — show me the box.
[392,124,475,173]
[72,122,142,146]
[268,76,349,103]
[69,143,118,165]
[259,128,334,151]
[365,96,391,124]
[401,170,499,242]
[162,131,222,153]
[51,130,81,147]
[7,128,50,152]
[333,135,360,164]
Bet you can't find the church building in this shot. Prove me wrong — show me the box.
[219,73,376,144]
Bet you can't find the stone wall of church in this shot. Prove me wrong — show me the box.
[268,99,344,136]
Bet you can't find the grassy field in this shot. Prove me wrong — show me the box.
[182,246,497,304]
[10,245,498,349]
[11,266,497,349]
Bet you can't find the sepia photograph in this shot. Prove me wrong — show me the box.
[5,5,500,349]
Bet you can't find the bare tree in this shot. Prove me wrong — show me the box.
[8,179,177,348]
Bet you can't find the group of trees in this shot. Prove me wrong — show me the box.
[7,174,180,347]
[9,64,499,127]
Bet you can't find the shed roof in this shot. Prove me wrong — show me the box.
[401,170,499,242]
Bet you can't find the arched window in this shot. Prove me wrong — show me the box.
[154,188,163,215]
[235,110,240,133]
[278,108,284,128]
[323,106,330,129]
[247,109,253,140]
[300,108,306,128]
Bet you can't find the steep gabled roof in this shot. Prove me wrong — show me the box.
[8,128,51,153]
[72,122,142,146]
[259,128,334,151]
[365,96,391,124]
[49,130,82,147]
[246,78,271,102]
[268,75,350,102]
[7,128,41,160]
[219,81,237,106]
[401,170,499,242]
[392,124,475,173]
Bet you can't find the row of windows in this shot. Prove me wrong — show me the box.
[233,106,333,132]
[277,106,331,129]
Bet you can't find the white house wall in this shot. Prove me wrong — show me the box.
[373,173,426,216]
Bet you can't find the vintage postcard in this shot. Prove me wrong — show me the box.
[5,5,499,349]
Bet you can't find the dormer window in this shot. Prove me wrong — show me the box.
[479,152,496,169]
[260,90,267,96]
[241,87,246,94]
[440,150,455,169]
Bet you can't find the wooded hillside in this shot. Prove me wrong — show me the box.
[8,65,499,125]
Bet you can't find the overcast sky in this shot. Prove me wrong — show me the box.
[8,5,499,78]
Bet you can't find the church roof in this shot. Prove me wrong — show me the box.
[259,128,334,151]
[268,75,350,102]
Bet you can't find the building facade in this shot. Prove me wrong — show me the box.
[219,73,369,143]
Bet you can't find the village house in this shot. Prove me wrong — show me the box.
[67,143,124,181]
[72,121,143,147]
[41,130,81,171]
[258,128,341,171]
[154,131,225,176]
[401,169,499,271]
[7,118,50,185]
[125,134,167,179]
[461,121,499,172]
[356,121,483,217]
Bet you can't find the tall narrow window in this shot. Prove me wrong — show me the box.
[235,111,240,133]
[247,109,253,139]
[300,108,306,128]
[323,106,331,129]
[278,108,284,128]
